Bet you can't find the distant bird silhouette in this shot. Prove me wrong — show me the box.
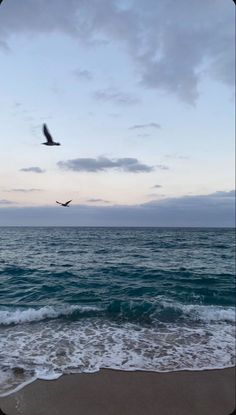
[42,124,60,146]
[56,200,72,207]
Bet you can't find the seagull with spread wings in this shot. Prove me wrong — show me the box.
[56,200,72,207]
[42,124,61,146]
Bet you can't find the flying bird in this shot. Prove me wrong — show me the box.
[56,200,72,207]
[42,124,60,146]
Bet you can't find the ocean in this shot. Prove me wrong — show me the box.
[0,227,235,396]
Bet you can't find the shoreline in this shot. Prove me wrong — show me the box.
[0,367,235,415]
[1,364,235,399]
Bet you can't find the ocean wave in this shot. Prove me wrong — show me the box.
[180,304,235,323]
[0,300,234,327]
[104,298,236,325]
[159,300,236,323]
[0,305,100,326]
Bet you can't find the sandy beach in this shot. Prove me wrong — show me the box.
[0,368,235,415]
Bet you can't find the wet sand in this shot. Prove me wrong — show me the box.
[0,368,235,415]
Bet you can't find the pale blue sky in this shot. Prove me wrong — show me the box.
[0,0,235,225]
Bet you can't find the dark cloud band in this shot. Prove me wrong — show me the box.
[0,190,234,227]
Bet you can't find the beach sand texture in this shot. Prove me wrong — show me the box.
[0,368,235,415]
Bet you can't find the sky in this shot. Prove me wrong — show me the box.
[0,0,235,226]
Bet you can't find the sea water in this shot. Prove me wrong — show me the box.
[0,227,235,396]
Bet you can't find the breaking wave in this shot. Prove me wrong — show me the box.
[0,301,234,326]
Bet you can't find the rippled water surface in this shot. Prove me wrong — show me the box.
[0,227,235,396]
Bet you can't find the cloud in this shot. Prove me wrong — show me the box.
[152,185,162,188]
[57,156,154,172]
[137,133,150,138]
[87,198,110,203]
[129,123,161,130]
[164,154,190,160]
[7,188,42,192]
[73,68,93,81]
[93,88,140,105]
[148,193,165,198]
[0,39,9,52]
[20,167,45,173]
[0,0,233,103]
[144,190,236,209]
[108,113,121,118]
[209,190,235,198]
[0,199,16,205]
[155,165,169,170]
[135,1,234,103]
[0,190,234,227]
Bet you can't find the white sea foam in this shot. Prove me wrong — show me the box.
[159,299,235,323]
[0,374,37,398]
[0,314,235,397]
[0,301,235,396]
[185,305,235,323]
[0,305,99,326]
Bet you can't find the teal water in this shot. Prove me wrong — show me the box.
[0,227,235,396]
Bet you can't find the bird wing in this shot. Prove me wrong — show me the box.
[43,124,54,143]
[56,201,62,205]
[65,200,72,206]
